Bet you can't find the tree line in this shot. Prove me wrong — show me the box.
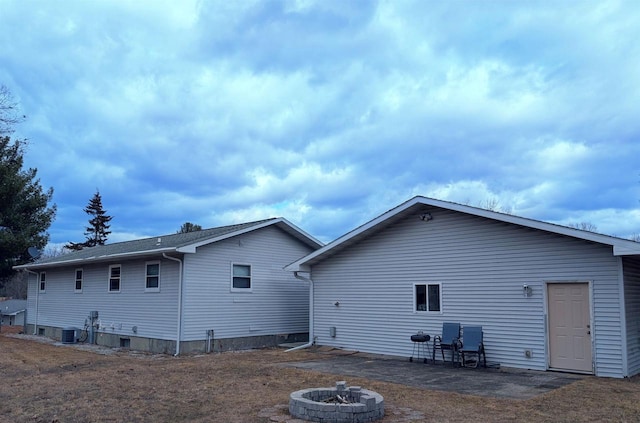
[0,85,55,295]
[1,84,208,298]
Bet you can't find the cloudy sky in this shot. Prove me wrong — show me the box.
[1,0,639,247]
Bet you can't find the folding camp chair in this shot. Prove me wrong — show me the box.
[432,322,460,365]
[460,326,487,368]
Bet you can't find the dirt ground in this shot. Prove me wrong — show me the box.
[1,333,640,423]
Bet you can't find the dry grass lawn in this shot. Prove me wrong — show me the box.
[1,332,640,422]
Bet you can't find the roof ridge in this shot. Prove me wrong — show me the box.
[74,218,278,248]
[22,218,280,267]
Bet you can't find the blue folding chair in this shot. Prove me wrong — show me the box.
[432,322,460,365]
[460,326,487,368]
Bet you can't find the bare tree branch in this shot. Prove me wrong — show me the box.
[0,85,25,135]
[568,222,598,232]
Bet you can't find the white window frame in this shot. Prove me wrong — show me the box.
[39,272,46,293]
[231,263,252,292]
[108,264,121,293]
[74,268,83,293]
[145,261,161,292]
[414,282,442,313]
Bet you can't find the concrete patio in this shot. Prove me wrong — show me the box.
[281,347,585,400]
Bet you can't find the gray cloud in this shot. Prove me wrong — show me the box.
[1,0,639,245]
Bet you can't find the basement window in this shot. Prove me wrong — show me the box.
[231,263,252,291]
[109,265,121,292]
[414,283,441,312]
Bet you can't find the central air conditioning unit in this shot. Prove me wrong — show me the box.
[61,327,77,344]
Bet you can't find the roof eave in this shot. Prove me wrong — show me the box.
[178,217,323,252]
[275,218,324,249]
[286,196,640,270]
[613,245,640,256]
[0,310,25,316]
[284,198,423,271]
[284,263,311,273]
[13,246,180,270]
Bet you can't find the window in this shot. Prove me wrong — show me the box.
[145,261,160,292]
[231,263,251,291]
[109,265,121,292]
[75,269,83,292]
[415,283,441,312]
[39,272,46,292]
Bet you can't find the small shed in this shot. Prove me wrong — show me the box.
[0,299,27,327]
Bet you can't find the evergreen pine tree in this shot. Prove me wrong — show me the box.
[0,86,56,288]
[66,190,112,250]
[0,136,56,281]
[84,190,112,246]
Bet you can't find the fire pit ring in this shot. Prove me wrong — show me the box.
[289,381,384,423]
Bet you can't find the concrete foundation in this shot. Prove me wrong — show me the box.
[26,324,307,355]
[180,332,308,354]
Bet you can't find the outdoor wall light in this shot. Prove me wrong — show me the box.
[523,284,533,297]
[420,212,433,221]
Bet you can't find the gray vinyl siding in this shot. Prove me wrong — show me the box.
[310,208,623,377]
[26,258,180,340]
[181,225,313,341]
[623,256,640,376]
[25,225,315,347]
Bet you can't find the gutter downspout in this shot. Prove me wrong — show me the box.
[617,256,627,377]
[163,253,183,356]
[286,271,314,352]
[24,269,39,335]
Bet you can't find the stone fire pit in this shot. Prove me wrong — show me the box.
[289,381,384,423]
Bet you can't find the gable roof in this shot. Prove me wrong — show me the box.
[286,196,640,272]
[16,218,323,271]
[0,299,27,315]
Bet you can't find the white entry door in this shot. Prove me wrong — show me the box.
[547,283,593,373]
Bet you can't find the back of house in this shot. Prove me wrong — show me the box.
[17,218,322,354]
[286,196,640,378]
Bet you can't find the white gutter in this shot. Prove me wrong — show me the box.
[15,247,177,270]
[24,269,39,335]
[617,257,628,377]
[163,253,184,356]
[286,271,314,352]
